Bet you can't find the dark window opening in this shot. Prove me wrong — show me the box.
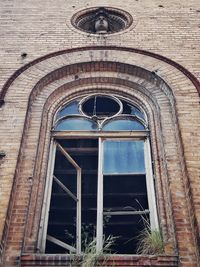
[103,174,149,254]
[45,138,150,254]
[82,96,120,117]
[46,139,98,253]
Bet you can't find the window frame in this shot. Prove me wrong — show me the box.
[38,130,159,254]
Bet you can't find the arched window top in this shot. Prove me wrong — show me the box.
[54,94,147,131]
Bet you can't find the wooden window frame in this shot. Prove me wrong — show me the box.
[38,130,158,254]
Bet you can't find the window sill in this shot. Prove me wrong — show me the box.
[21,254,178,266]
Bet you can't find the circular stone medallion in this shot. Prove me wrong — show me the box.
[71,7,133,34]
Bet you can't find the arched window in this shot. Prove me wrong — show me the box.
[39,94,158,254]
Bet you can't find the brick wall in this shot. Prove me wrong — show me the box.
[0,0,199,90]
[0,1,200,267]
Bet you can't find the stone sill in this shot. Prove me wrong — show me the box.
[21,254,178,266]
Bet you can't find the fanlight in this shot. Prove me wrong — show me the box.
[54,95,147,131]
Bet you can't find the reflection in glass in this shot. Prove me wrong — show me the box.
[57,102,80,119]
[103,141,145,174]
[102,119,145,131]
[55,118,98,131]
[130,106,145,119]
[122,101,145,120]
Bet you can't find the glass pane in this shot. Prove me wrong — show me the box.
[103,141,145,174]
[122,101,145,120]
[102,119,145,131]
[55,118,98,131]
[57,101,80,119]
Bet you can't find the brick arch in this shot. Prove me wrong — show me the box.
[0,46,199,106]
[1,48,200,266]
[22,80,174,251]
[19,73,196,265]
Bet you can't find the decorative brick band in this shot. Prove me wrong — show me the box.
[0,46,199,107]
[28,61,171,105]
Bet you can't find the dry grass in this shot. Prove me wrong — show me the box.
[136,219,164,255]
[70,235,116,267]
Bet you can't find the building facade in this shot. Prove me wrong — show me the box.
[0,0,200,266]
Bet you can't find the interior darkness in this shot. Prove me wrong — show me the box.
[46,138,149,254]
[103,214,149,254]
[46,139,98,253]
[103,174,148,254]
[82,96,120,117]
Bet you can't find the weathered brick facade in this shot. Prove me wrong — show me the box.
[0,1,200,266]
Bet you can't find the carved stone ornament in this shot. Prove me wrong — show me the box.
[71,7,133,34]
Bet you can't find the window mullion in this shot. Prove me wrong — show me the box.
[96,137,104,253]
[144,138,159,230]
[77,169,81,254]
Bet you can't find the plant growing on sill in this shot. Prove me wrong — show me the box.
[131,198,164,255]
[70,235,116,267]
[136,218,164,255]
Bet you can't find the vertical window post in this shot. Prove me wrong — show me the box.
[77,168,81,254]
[144,138,159,229]
[96,137,104,252]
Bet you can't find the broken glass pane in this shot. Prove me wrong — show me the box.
[103,174,148,212]
[103,214,149,254]
[46,146,78,253]
[82,96,120,117]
